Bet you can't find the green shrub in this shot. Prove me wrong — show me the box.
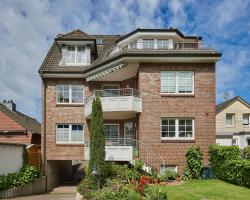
[159,170,178,181]
[133,159,144,172]
[108,163,131,180]
[241,146,250,159]
[209,144,250,187]
[77,176,97,198]
[144,187,168,200]
[0,165,40,191]
[183,145,203,180]
[95,179,139,200]
[219,159,250,187]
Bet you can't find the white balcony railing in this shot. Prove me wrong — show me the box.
[85,138,165,171]
[84,88,142,118]
[103,41,215,59]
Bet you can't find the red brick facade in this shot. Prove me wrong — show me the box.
[0,111,33,144]
[138,63,216,171]
[42,64,216,172]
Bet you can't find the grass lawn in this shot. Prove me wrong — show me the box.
[150,179,250,200]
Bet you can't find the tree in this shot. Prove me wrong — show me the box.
[88,96,106,185]
[223,92,230,101]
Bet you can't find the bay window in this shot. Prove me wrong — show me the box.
[56,85,84,104]
[161,71,194,94]
[56,124,84,144]
[161,118,194,140]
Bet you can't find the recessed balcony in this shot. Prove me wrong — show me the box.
[84,88,142,119]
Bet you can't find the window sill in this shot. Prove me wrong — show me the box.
[161,139,195,143]
[161,93,195,97]
[56,103,84,107]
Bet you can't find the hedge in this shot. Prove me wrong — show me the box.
[209,144,250,187]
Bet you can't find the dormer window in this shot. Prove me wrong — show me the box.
[66,45,86,65]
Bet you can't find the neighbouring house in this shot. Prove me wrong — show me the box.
[0,100,41,145]
[0,142,26,175]
[39,28,221,189]
[216,96,250,148]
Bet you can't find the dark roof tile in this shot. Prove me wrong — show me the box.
[0,104,41,134]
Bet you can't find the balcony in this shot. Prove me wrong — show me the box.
[85,138,133,161]
[84,88,142,119]
[103,41,217,60]
[84,138,165,171]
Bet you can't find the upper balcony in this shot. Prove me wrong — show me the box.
[84,88,142,119]
[102,41,217,60]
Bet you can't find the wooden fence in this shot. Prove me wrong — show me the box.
[0,176,46,199]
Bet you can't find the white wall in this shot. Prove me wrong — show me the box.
[0,144,24,175]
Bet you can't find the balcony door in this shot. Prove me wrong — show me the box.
[124,122,134,145]
[102,84,120,97]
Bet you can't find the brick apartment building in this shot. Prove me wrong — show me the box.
[39,28,221,189]
[0,100,41,145]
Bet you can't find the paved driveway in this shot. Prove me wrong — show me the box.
[9,186,77,200]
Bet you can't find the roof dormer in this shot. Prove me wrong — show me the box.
[55,29,97,66]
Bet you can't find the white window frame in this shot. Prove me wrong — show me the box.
[157,39,169,49]
[142,39,154,49]
[66,45,87,65]
[226,113,234,127]
[160,165,178,173]
[56,84,84,104]
[161,71,194,95]
[104,123,120,139]
[243,113,250,125]
[56,124,84,144]
[161,118,195,140]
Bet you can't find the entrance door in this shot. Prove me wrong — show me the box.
[124,122,134,145]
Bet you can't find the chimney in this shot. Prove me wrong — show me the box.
[2,100,16,111]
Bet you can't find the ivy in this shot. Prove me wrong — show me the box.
[88,96,106,186]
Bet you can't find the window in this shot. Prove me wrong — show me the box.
[66,45,86,65]
[247,138,250,146]
[143,39,154,49]
[96,37,103,45]
[232,138,238,146]
[243,113,250,125]
[160,165,177,173]
[56,124,84,144]
[104,124,119,139]
[157,40,169,49]
[56,85,84,104]
[226,113,234,127]
[161,118,194,140]
[161,72,194,94]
